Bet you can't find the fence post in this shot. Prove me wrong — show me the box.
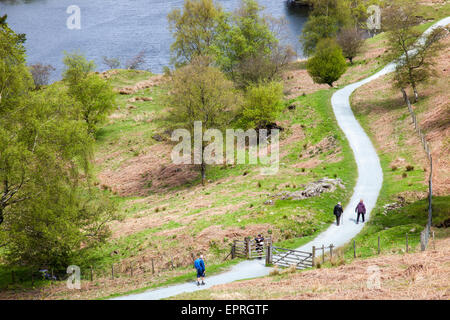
[312,246,316,267]
[152,258,155,275]
[406,233,409,253]
[322,244,325,264]
[90,266,93,282]
[265,242,272,266]
[329,244,333,260]
[378,236,380,255]
[130,263,133,277]
[428,157,433,230]
[111,264,114,279]
[353,240,356,258]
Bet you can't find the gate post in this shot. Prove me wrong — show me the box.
[231,240,237,259]
[245,237,250,259]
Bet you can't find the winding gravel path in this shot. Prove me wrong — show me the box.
[113,17,450,300]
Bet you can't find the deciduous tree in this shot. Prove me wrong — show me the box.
[168,0,223,67]
[63,53,116,135]
[336,26,364,64]
[166,56,241,184]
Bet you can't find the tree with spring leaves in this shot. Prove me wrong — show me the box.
[166,56,242,185]
[63,52,116,136]
[0,16,118,268]
[168,0,224,67]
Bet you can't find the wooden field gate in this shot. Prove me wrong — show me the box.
[268,246,313,270]
[231,237,319,270]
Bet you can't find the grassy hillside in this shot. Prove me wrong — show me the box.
[0,68,358,299]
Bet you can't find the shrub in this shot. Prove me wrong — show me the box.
[239,81,284,129]
[269,266,280,276]
[406,165,414,171]
[306,38,347,87]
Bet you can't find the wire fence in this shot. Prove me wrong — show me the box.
[401,89,433,251]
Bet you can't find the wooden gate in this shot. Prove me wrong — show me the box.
[269,246,313,270]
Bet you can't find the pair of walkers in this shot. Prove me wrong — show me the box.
[333,199,366,226]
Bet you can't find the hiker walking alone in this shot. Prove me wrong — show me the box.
[355,199,366,224]
[194,255,206,286]
[255,234,264,259]
[333,202,343,226]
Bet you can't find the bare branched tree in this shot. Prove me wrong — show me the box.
[102,56,121,69]
[29,63,55,89]
[336,26,364,64]
[125,50,146,70]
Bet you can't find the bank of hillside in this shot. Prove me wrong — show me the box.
[171,237,450,300]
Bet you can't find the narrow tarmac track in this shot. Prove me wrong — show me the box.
[113,17,450,300]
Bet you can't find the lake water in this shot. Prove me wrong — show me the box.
[0,0,309,79]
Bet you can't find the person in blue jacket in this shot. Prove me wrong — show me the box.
[194,255,206,286]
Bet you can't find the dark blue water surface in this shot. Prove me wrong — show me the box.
[0,0,308,79]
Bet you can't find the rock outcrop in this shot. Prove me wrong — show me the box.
[274,177,345,200]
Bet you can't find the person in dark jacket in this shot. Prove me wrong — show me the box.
[333,202,343,226]
[255,234,264,259]
[194,255,206,286]
[355,199,366,224]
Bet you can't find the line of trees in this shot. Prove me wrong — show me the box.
[166,0,290,184]
[0,16,119,269]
